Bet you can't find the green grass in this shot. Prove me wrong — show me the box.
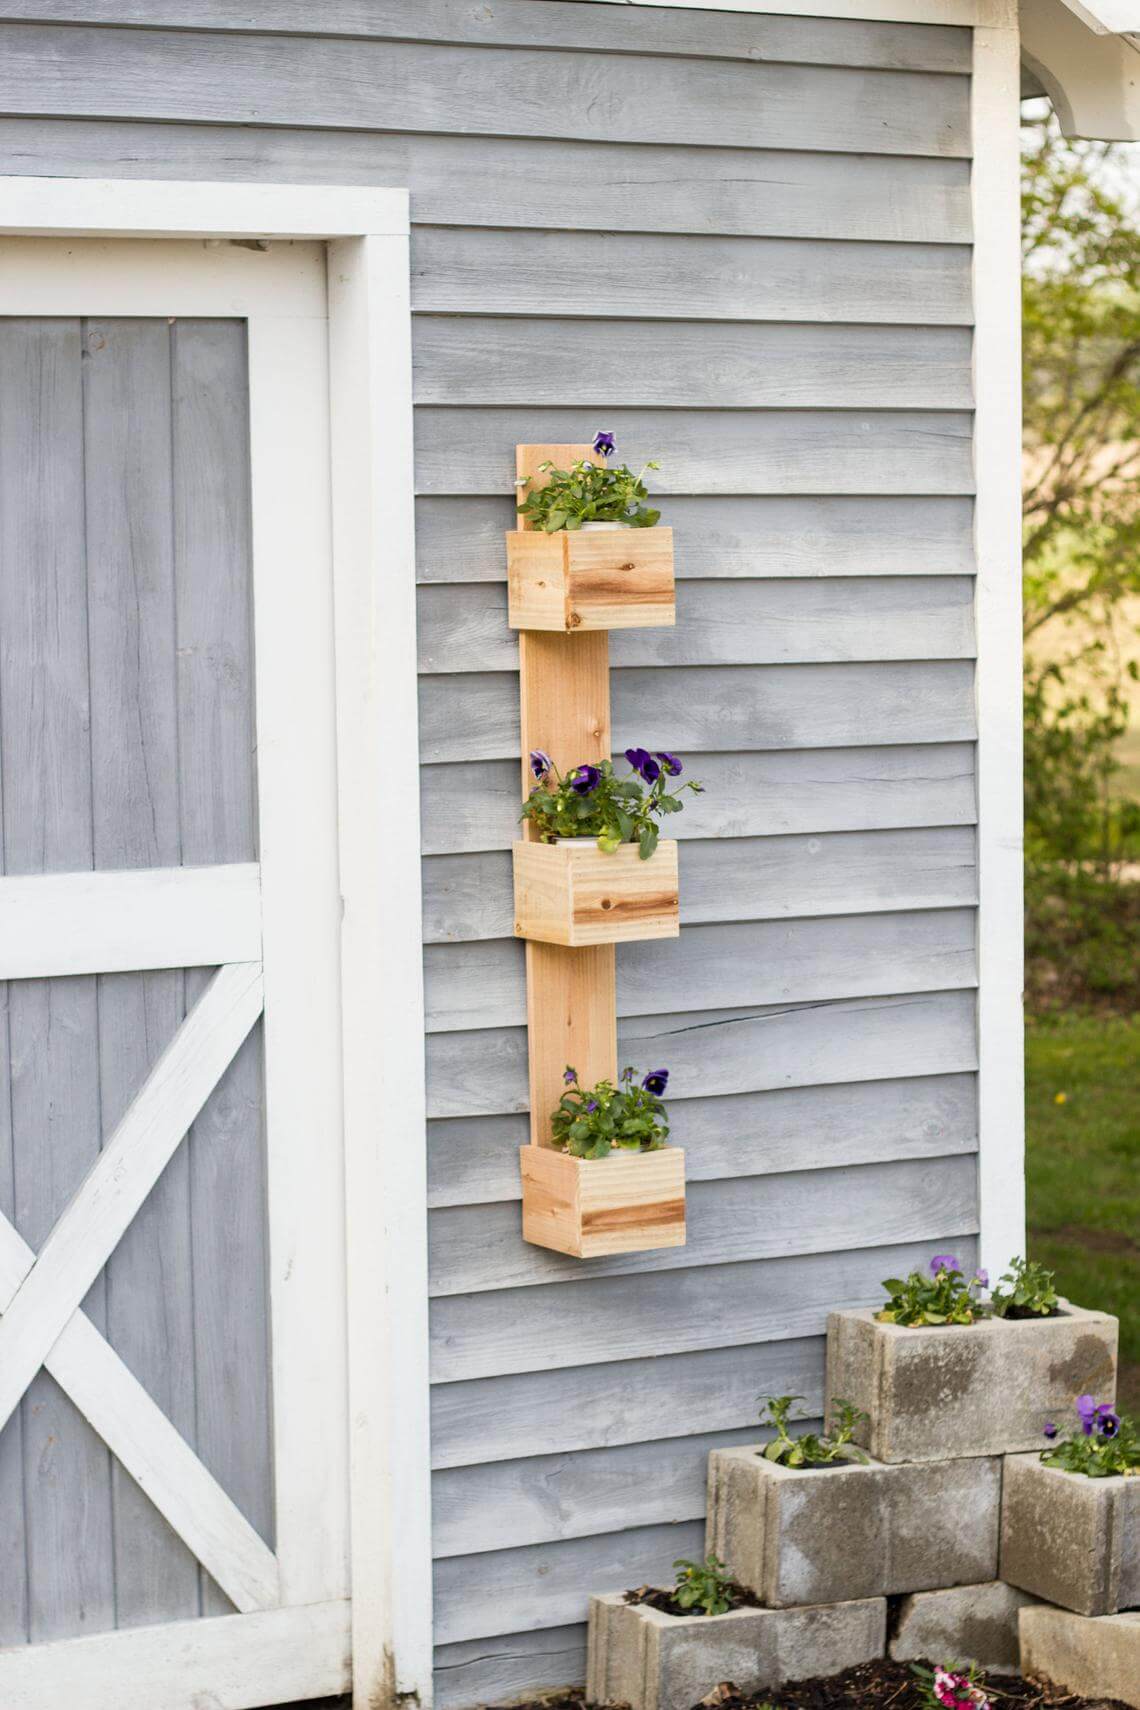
[1026,1012,1140,1414]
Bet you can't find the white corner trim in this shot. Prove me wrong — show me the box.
[1022,0,1140,138]
[0,177,430,1710]
[971,30,1027,1281]
[582,0,1017,23]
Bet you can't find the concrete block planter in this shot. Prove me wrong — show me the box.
[1019,1607,1140,1708]
[586,1591,886,1710]
[826,1303,1117,1462]
[1001,1451,1140,1615]
[888,1582,1041,1675]
[706,1447,1000,1607]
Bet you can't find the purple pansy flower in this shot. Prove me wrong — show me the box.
[570,764,601,795]
[656,751,683,777]
[625,746,661,784]
[1076,1394,1098,1436]
[642,1069,669,1096]
[930,1253,960,1277]
[530,748,553,780]
[564,1067,577,1085]
[1097,1405,1122,1438]
[1043,1421,1059,1440]
[593,431,615,458]
[586,1099,598,1113]
[974,1268,990,1289]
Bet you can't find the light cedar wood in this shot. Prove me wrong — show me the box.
[519,1145,686,1259]
[514,443,685,1251]
[513,839,679,947]
[506,527,675,632]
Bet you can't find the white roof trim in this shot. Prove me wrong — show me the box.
[1023,0,1140,137]
[1058,0,1140,32]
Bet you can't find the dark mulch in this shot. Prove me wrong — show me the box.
[624,1580,758,1619]
[480,1659,1130,1710]
[688,1660,1130,1710]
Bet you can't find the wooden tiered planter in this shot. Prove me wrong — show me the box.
[511,442,684,1258]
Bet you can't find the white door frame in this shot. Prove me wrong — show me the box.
[0,180,431,1710]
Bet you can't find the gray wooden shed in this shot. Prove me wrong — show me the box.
[0,2,1130,1708]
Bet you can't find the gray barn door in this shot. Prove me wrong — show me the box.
[0,236,352,1710]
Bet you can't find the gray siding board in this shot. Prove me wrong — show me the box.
[429,1235,980,1384]
[422,828,979,944]
[414,320,974,408]
[414,410,975,497]
[426,988,978,1121]
[413,232,972,324]
[419,661,978,765]
[0,27,971,155]
[0,5,972,74]
[433,1426,770,1559]
[430,1337,826,1470]
[417,578,976,675]
[434,1522,706,1647]
[429,1154,979,1297]
[0,123,972,243]
[0,991,26,1645]
[426,1072,978,1209]
[417,495,977,585]
[435,1626,587,1710]
[420,745,978,855]
[423,908,978,1034]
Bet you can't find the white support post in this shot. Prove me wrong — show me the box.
[971,19,1027,1279]
[328,220,435,1710]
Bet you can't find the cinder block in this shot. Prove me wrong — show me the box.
[826,1303,1117,1462]
[706,1447,1000,1608]
[1001,1452,1140,1616]
[586,1591,886,1710]
[889,1582,1040,1674]
[1020,1607,1140,1708]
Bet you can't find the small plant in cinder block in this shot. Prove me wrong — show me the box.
[587,1553,886,1710]
[1001,1396,1140,1615]
[707,1395,1001,1607]
[826,1252,1118,1462]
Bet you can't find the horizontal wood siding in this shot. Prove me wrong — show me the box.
[0,5,978,1702]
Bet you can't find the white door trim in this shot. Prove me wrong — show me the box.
[0,179,430,1710]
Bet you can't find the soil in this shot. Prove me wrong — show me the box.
[480,1659,1131,1710]
[623,1580,759,1619]
[688,1659,1131,1710]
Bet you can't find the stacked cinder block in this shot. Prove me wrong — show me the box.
[586,1300,1124,1709]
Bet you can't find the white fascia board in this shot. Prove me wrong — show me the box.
[1023,0,1140,137]
[1058,0,1140,32]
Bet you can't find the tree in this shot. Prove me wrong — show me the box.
[1022,115,1140,874]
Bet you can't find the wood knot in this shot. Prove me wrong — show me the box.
[619,561,635,572]
[600,898,613,910]
[568,611,582,627]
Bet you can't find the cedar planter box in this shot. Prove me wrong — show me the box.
[519,1145,685,1258]
[825,1303,1118,1462]
[707,1446,1000,1608]
[587,1591,886,1710]
[507,526,675,632]
[1001,1452,1140,1616]
[513,839,680,946]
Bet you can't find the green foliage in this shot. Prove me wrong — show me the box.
[989,1255,1060,1320]
[1026,864,1140,1012]
[551,1065,668,1159]
[671,1554,734,1617]
[877,1256,984,1328]
[758,1394,869,1468]
[1042,1397,1140,1478]
[516,457,660,531]
[1022,116,1140,912]
[521,753,702,861]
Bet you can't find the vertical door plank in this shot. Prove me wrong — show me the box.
[0,318,116,1641]
[172,318,270,1614]
[0,982,27,1644]
[83,316,200,1624]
